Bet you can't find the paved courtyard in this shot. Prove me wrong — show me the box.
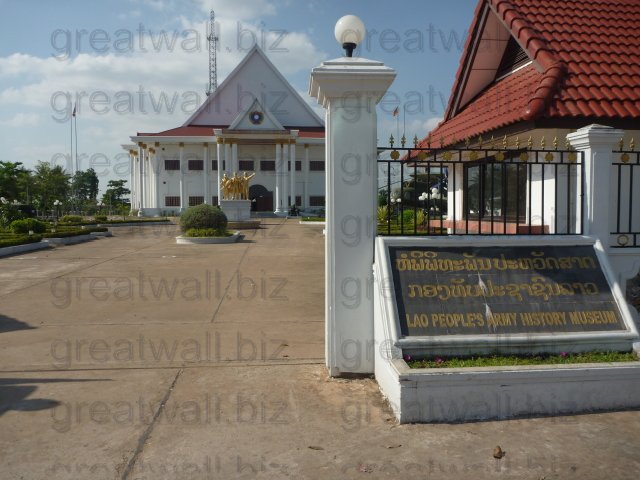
[1,220,639,479]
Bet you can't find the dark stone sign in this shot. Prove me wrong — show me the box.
[389,245,627,337]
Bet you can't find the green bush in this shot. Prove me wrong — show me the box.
[180,204,227,233]
[9,218,48,234]
[185,228,230,237]
[60,215,82,223]
[94,215,108,222]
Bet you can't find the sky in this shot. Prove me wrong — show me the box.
[0,0,477,191]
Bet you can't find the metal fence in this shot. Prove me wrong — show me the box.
[611,145,640,248]
[377,139,584,237]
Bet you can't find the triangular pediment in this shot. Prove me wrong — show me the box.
[447,3,535,118]
[228,98,284,131]
[184,45,323,128]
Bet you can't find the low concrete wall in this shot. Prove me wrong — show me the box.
[43,234,96,245]
[0,242,52,258]
[378,358,640,423]
[176,232,241,244]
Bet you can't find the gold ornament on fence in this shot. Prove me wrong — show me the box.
[390,150,400,160]
[442,151,453,161]
[417,151,427,161]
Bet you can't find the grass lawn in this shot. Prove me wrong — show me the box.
[406,351,639,368]
[301,216,325,222]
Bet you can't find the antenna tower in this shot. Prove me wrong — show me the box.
[206,10,218,96]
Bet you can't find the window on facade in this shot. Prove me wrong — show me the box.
[309,161,325,171]
[239,160,254,171]
[287,161,302,171]
[188,159,204,171]
[309,196,325,207]
[165,196,180,207]
[288,195,302,207]
[189,196,204,206]
[212,196,219,205]
[464,160,527,221]
[261,160,276,171]
[211,160,226,171]
[165,160,180,171]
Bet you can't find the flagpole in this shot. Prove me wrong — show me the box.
[74,110,78,174]
[70,108,73,175]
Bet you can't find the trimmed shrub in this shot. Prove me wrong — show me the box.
[60,215,82,223]
[94,215,108,222]
[180,204,227,233]
[0,235,43,248]
[10,218,48,234]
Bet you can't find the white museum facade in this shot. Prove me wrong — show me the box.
[123,45,326,216]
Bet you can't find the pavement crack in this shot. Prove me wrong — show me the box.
[209,228,258,323]
[118,368,183,480]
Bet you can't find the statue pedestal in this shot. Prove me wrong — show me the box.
[220,200,251,222]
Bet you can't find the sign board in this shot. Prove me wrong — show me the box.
[390,245,626,337]
[374,237,639,356]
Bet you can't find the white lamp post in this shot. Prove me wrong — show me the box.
[334,15,365,57]
[310,15,396,375]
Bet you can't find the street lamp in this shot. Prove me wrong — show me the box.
[334,15,365,57]
[53,199,61,221]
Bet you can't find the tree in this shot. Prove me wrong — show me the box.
[102,180,130,211]
[71,168,99,206]
[31,162,71,211]
[0,161,30,202]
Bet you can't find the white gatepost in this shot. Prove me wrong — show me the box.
[567,124,624,247]
[309,15,396,376]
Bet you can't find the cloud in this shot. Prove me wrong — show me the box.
[0,113,41,127]
[194,0,276,20]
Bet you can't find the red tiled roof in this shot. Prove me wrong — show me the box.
[424,0,640,147]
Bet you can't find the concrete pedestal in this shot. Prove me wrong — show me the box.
[220,200,251,222]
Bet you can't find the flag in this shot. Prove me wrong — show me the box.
[72,103,76,117]
[392,106,399,117]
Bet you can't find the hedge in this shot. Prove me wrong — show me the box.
[0,235,43,248]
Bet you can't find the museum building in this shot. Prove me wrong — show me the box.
[123,45,326,216]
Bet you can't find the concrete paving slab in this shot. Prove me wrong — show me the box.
[1,219,640,480]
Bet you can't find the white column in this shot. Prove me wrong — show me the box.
[310,56,396,375]
[203,143,209,204]
[231,141,238,173]
[224,142,231,174]
[304,144,310,209]
[274,143,284,214]
[153,152,162,210]
[282,143,289,210]
[129,150,135,213]
[567,124,624,245]
[290,139,297,208]
[215,132,223,204]
[153,148,160,211]
[138,144,144,211]
[179,142,185,211]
